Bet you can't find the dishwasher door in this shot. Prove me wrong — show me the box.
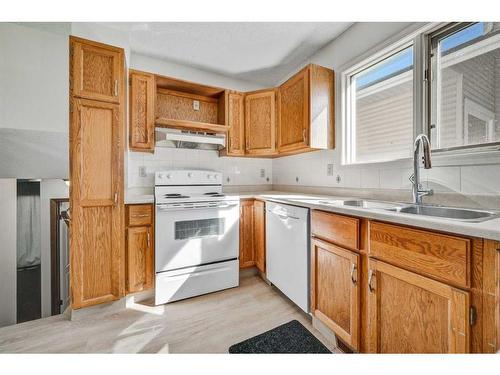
[266,201,310,313]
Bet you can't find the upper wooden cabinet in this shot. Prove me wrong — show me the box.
[311,238,360,351]
[367,259,470,353]
[278,64,334,154]
[221,91,245,156]
[129,70,156,152]
[69,37,125,309]
[245,89,277,155]
[71,37,123,104]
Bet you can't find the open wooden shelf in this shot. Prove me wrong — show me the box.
[155,118,228,133]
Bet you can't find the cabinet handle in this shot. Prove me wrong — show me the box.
[114,80,118,96]
[147,231,151,248]
[114,192,118,206]
[368,269,375,293]
[303,129,306,141]
[350,263,357,285]
[132,214,149,218]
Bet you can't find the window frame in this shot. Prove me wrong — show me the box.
[341,22,500,167]
[426,22,500,154]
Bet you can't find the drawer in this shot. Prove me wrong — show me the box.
[369,221,470,288]
[311,210,359,250]
[127,204,153,226]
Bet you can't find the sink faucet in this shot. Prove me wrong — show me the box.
[410,134,433,205]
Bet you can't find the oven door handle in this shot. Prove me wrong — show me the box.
[157,201,239,211]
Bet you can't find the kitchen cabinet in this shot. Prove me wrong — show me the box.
[71,37,123,104]
[277,64,334,154]
[126,204,154,293]
[311,238,360,350]
[69,37,125,309]
[221,91,245,156]
[483,240,500,353]
[367,259,470,353]
[239,199,255,268]
[245,90,276,155]
[253,200,266,273]
[129,70,155,152]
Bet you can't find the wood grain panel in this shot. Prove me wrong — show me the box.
[369,221,470,288]
[69,37,124,310]
[71,37,121,103]
[126,226,154,293]
[129,70,155,152]
[239,199,255,268]
[311,238,360,350]
[156,88,219,124]
[483,240,500,353]
[367,259,470,353]
[245,90,276,155]
[221,92,245,156]
[309,64,335,149]
[277,67,309,153]
[311,210,359,250]
[127,204,153,227]
[253,200,266,273]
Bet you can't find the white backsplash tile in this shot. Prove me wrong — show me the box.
[461,165,500,195]
[423,166,461,193]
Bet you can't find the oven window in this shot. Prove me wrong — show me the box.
[174,218,225,240]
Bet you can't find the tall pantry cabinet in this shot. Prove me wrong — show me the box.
[69,36,125,309]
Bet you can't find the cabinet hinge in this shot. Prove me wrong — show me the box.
[470,306,477,326]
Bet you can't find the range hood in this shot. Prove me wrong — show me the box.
[155,128,226,151]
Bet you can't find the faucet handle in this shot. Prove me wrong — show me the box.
[409,173,416,184]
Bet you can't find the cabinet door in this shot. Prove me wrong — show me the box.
[483,240,500,353]
[70,98,124,309]
[71,37,122,103]
[253,200,266,273]
[367,259,470,353]
[311,238,360,350]
[239,200,255,268]
[225,92,245,156]
[245,90,276,155]
[129,70,155,152]
[127,226,154,293]
[278,67,309,153]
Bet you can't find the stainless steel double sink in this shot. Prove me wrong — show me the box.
[316,199,499,223]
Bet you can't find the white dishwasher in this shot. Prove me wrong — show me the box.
[266,201,310,313]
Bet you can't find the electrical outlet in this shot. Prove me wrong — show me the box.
[327,163,334,176]
[336,174,342,184]
[193,100,200,111]
[260,168,265,178]
[138,166,147,177]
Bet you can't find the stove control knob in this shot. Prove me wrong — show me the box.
[158,173,164,180]
[207,174,212,179]
[187,173,193,178]
[166,174,171,179]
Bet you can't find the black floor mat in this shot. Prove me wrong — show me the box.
[228,320,331,354]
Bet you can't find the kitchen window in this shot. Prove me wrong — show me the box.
[428,22,500,151]
[343,22,500,165]
[344,43,415,164]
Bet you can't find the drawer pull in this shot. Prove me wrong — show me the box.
[350,263,357,285]
[368,269,376,293]
[132,214,150,218]
[147,231,151,248]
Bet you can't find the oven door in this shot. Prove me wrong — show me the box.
[155,200,240,272]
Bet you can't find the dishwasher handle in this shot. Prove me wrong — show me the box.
[268,209,300,220]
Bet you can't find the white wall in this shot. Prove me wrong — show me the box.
[0,179,17,327]
[0,23,69,179]
[272,22,500,196]
[127,53,271,189]
[40,179,69,318]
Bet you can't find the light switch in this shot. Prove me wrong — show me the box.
[193,100,200,111]
[139,166,147,177]
[327,164,334,176]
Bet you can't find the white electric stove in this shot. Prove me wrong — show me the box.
[154,170,239,305]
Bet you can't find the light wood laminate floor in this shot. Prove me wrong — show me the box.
[0,273,338,353]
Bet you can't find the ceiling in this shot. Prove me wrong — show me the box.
[102,22,352,86]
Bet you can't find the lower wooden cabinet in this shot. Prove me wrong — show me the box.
[125,204,154,293]
[239,199,266,272]
[311,238,360,350]
[367,259,470,353]
[253,200,266,273]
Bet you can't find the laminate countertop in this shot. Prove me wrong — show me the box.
[125,190,500,242]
